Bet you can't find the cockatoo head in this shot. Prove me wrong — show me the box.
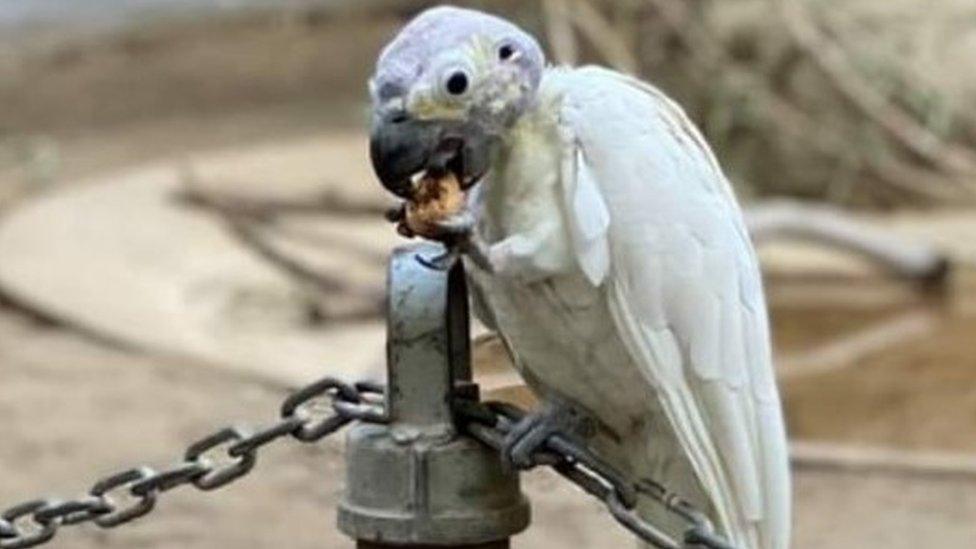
[369,6,545,198]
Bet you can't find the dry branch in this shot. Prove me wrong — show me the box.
[541,0,579,65]
[747,200,950,284]
[778,309,939,380]
[226,218,385,322]
[790,441,976,480]
[631,0,976,204]
[776,0,976,178]
[565,0,639,74]
[175,185,392,220]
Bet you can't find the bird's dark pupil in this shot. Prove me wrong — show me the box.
[446,72,468,95]
[499,45,514,60]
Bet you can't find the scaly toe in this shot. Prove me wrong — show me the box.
[431,211,476,238]
[500,412,566,470]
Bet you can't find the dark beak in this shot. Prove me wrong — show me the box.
[369,110,493,199]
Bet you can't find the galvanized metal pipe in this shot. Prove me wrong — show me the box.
[338,244,530,548]
[356,539,511,549]
[357,542,510,549]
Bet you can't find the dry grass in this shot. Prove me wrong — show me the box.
[4,0,975,207]
[545,0,976,206]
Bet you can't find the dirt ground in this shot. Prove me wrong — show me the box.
[780,299,976,453]
[3,309,976,549]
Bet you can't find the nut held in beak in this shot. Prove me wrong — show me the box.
[404,171,465,239]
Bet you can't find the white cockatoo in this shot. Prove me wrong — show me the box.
[368,7,790,549]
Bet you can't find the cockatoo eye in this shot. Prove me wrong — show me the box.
[444,70,470,96]
[496,40,522,62]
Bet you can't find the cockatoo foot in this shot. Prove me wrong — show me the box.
[413,211,473,270]
[501,403,595,470]
[430,210,477,237]
[415,212,494,272]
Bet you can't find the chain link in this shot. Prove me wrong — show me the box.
[455,398,737,549]
[0,501,58,549]
[1,375,730,549]
[0,518,16,539]
[0,376,383,549]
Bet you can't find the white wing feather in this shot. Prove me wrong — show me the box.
[554,66,790,549]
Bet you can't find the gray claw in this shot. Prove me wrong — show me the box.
[432,211,476,238]
[503,414,553,469]
[459,235,494,273]
[501,405,591,470]
[423,211,494,273]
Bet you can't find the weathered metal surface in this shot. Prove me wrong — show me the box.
[338,244,529,546]
[357,541,510,549]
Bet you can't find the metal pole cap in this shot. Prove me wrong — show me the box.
[337,244,530,546]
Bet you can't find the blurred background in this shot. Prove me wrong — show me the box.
[1,1,975,547]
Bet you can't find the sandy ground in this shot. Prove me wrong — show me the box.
[3,310,976,549]
[3,307,976,549]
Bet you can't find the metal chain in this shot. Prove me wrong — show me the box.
[0,377,385,549]
[2,376,731,549]
[454,399,737,549]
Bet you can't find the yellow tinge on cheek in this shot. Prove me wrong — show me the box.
[407,36,497,122]
[469,36,524,116]
[466,36,495,73]
[409,94,466,121]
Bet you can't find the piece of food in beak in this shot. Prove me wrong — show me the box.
[403,171,465,239]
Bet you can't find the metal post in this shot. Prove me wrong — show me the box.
[338,243,530,548]
[356,543,510,549]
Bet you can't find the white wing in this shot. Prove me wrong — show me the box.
[553,66,790,549]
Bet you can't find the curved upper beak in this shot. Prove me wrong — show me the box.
[369,109,493,199]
